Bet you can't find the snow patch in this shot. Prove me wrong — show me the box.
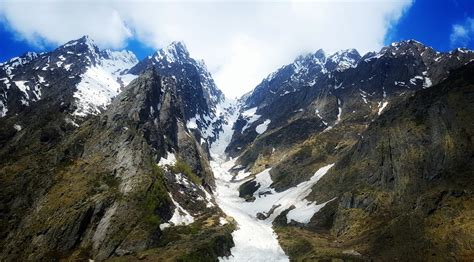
[212,159,335,261]
[168,193,194,225]
[255,119,271,134]
[242,107,258,117]
[14,81,30,105]
[360,91,368,104]
[336,99,342,123]
[409,75,423,85]
[14,81,29,96]
[200,185,216,208]
[422,71,432,88]
[37,75,46,84]
[158,152,177,167]
[0,101,7,117]
[209,99,240,156]
[363,52,383,62]
[65,117,79,127]
[242,164,335,223]
[378,101,389,115]
[241,107,261,133]
[394,81,406,87]
[100,50,138,75]
[175,173,191,188]
[186,116,198,129]
[71,49,137,117]
[73,66,121,116]
[286,198,335,224]
[219,217,228,225]
[160,192,194,229]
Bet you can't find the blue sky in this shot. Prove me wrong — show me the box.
[0,0,473,97]
[386,0,474,51]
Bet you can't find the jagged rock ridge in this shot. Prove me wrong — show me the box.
[224,41,474,261]
[0,37,234,261]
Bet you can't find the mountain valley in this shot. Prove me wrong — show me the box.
[0,36,473,261]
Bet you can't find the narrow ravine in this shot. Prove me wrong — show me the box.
[209,101,288,261]
[209,100,335,261]
[211,158,289,262]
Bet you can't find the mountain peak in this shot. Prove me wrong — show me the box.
[326,48,361,71]
[78,35,94,44]
[57,36,102,65]
[154,41,190,64]
[385,39,428,54]
[169,41,188,53]
[314,48,326,58]
[335,48,359,56]
[391,39,424,47]
[61,35,98,51]
[100,49,138,65]
[452,47,473,54]
[295,49,326,63]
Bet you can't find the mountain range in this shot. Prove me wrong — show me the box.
[0,36,473,261]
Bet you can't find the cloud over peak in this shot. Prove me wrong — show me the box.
[0,0,413,98]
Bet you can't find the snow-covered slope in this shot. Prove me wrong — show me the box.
[209,100,288,261]
[209,96,337,261]
[0,36,138,118]
[72,40,138,116]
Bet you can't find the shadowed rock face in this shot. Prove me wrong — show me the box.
[225,41,474,260]
[226,42,474,195]
[275,63,474,260]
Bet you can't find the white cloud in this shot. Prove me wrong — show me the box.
[450,17,474,47]
[0,0,412,98]
[0,1,131,49]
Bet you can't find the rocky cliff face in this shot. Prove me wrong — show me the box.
[228,41,474,190]
[297,62,474,260]
[0,39,234,261]
[227,41,474,260]
[126,42,227,147]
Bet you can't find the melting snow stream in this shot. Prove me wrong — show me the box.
[209,101,334,262]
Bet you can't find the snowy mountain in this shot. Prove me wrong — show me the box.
[0,36,473,262]
[0,36,230,147]
[220,41,474,261]
[126,41,228,146]
[227,40,474,156]
[325,48,360,71]
[245,48,361,109]
[0,37,235,261]
[127,41,223,112]
[0,36,138,119]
